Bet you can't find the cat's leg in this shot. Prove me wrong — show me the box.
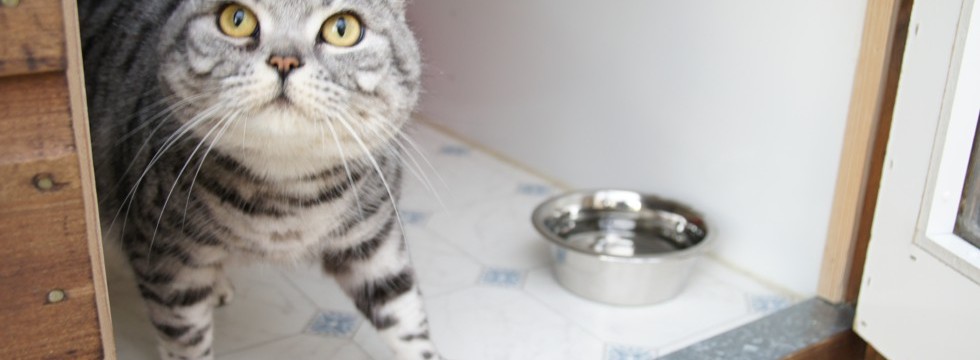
[214,268,235,307]
[323,223,440,360]
[127,238,228,360]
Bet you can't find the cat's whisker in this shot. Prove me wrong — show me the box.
[101,92,214,207]
[392,138,446,208]
[376,122,449,206]
[147,110,230,262]
[322,116,365,219]
[351,117,444,208]
[108,105,222,239]
[391,126,451,193]
[334,116,408,250]
[181,111,240,231]
[241,115,247,158]
[370,118,450,193]
[335,108,446,208]
[115,92,212,145]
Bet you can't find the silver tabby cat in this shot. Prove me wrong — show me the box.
[78,0,438,359]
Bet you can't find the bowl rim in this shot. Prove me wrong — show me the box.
[531,189,712,261]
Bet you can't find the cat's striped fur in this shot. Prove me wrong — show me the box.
[78,0,438,359]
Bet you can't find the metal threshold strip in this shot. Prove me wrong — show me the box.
[660,298,855,359]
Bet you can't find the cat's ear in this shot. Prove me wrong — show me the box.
[389,0,407,13]
[387,0,409,22]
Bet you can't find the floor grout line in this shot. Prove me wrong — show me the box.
[515,271,615,349]
[705,253,804,300]
[278,269,328,311]
[216,333,300,358]
[412,118,575,191]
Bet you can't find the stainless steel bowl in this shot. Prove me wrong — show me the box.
[532,190,711,306]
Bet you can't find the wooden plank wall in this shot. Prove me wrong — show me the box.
[0,0,113,358]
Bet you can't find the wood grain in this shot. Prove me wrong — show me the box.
[0,159,103,359]
[817,0,902,303]
[0,0,67,76]
[0,73,76,165]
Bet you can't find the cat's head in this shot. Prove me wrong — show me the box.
[157,0,421,177]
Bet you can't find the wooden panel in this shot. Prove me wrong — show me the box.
[865,346,888,360]
[0,73,76,165]
[0,159,103,359]
[0,0,112,358]
[783,330,866,360]
[817,0,903,303]
[0,0,67,76]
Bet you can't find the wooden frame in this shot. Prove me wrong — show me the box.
[788,0,914,358]
[0,0,114,358]
[817,0,912,304]
[63,0,116,356]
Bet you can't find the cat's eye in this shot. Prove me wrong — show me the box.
[218,4,259,38]
[321,13,364,47]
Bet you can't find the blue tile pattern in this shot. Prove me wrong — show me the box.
[400,210,430,226]
[606,345,657,360]
[748,295,792,314]
[306,311,360,338]
[554,248,568,265]
[517,183,552,196]
[439,144,470,156]
[478,268,525,288]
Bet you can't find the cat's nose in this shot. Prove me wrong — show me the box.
[268,55,303,77]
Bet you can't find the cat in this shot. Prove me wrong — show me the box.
[77,0,438,359]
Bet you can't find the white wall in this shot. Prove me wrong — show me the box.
[407,0,867,296]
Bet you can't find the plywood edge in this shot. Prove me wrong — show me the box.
[61,0,116,358]
[817,0,902,304]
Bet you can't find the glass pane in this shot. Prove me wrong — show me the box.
[955,113,980,249]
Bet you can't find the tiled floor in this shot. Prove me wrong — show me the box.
[107,123,796,360]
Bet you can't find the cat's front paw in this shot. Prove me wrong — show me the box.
[395,350,441,360]
[158,346,214,360]
[214,276,235,307]
[393,344,442,360]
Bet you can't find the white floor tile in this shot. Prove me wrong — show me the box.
[280,264,361,314]
[352,323,394,360]
[426,287,606,360]
[424,196,552,269]
[522,260,751,350]
[217,334,371,360]
[405,227,483,296]
[213,265,318,354]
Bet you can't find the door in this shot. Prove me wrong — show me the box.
[855,0,980,359]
